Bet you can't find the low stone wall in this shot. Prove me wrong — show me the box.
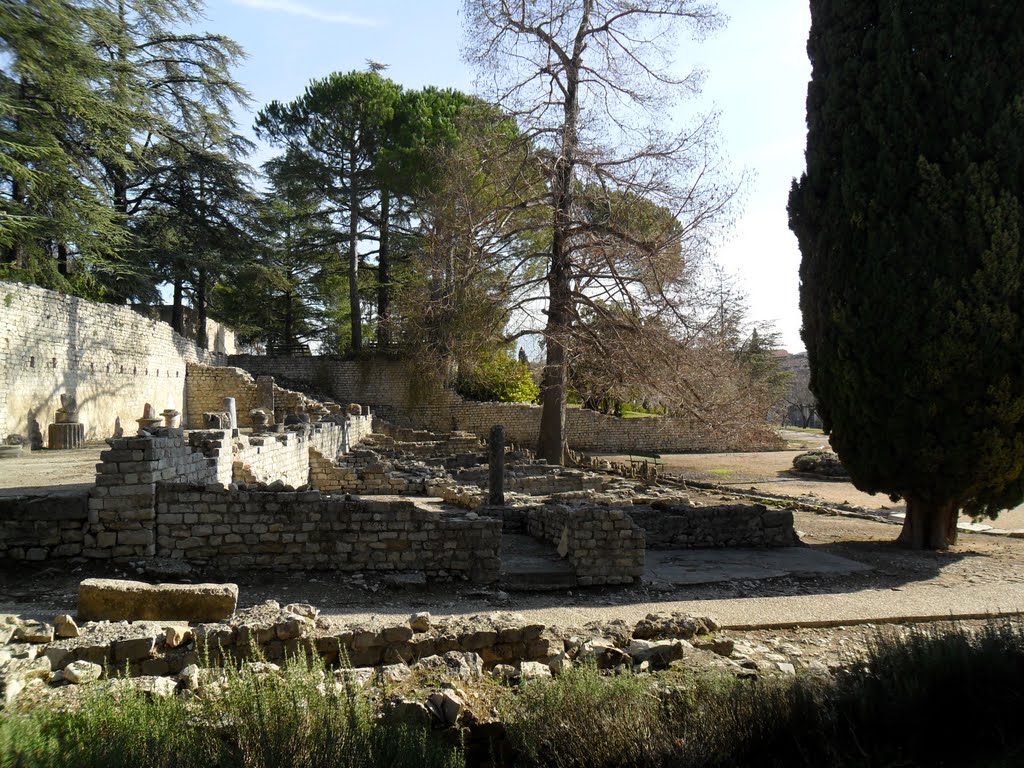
[232,420,359,489]
[629,503,796,549]
[88,431,218,560]
[155,489,502,582]
[83,421,370,562]
[526,506,645,586]
[309,448,426,495]
[0,491,89,561]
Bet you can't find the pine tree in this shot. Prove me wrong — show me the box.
[789,1,1024,548]
[0,0,131,291]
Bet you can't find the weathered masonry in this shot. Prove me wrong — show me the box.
[0,282,233,445]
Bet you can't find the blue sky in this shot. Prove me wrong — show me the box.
[201,0,812,351]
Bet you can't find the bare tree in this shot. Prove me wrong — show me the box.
[780,354,819,428]
[463,0,740,464]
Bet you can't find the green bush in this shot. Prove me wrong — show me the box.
[455,351,538,403]
[499,663,671,768]
[5,623,1024,768]
[0,658,461,768]
[501,621,1024,768]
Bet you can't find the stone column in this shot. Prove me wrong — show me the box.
[488,424,505,506]
[224,397,237,436]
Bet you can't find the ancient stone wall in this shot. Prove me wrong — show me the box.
[0,282,227,444]
[184,362,358,432]
[155,489,502,581]
[309,448,426,495]
[87,431,218,560]
[229,355,780,453]
[629,504,797,549]
[83,421,369,561]
[131,305,237,355]
[526,506,645,586]
[0,491,89,561]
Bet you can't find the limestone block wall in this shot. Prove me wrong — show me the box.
[155,489,502,581]
[185,363,333,429]
[629,504,797,549]
[0,282,225,444]
[232,419,369,488]
[526,506,645,586]
[229,355,781,453]
[132,305,238,355]
[87,430,219,560]
[0,491,89,561]
[309,448,426,495]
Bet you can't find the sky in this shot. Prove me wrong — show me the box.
[200,0,813,352]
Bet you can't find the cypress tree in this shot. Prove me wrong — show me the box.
[789,1,1024,548]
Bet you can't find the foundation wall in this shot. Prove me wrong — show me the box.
[0,491,90,561]
[526,505,646,586]
[629,504,797,549]
[155,489,502,581]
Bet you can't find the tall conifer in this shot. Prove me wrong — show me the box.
[789,2,1024,548]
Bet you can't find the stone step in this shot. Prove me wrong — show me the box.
[499,533,576,591]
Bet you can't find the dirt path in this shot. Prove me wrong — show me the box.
[599,430,1024,532]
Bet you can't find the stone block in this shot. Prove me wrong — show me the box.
[78,578,238,622]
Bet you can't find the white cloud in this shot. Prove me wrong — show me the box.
[230,0,378,26]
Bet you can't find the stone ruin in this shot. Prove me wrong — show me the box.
[0,576,749,720]
[1,368,797,590]
[47,393,84,450]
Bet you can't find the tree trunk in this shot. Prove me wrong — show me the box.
[897,495,959,549]
[537,147,575,465]
[56,242,68,276]
[284,289,294,347]
[377,188,391,349]
[7,79,27,267]
[195,269,208,349]
[348,151,362,353]
[171,276,184,334]
[537,5,589,465]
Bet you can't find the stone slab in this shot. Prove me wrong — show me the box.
[78,578,238,622]
[643,547,870,587]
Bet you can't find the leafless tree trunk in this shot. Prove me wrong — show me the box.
[464,0,737,464]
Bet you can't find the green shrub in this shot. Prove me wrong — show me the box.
[455,351,538,403]
[500,663,673,768]
[0,658,461,768]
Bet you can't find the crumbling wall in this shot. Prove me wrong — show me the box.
[309,448,426,495]
[83,422,366,561]
[629,503,797,548]
[526,506,645,586]
[229,355,781,453]
[155,489,502,582]
[184,362,361,431]
[87,431,219,560]
[0,281,225,444]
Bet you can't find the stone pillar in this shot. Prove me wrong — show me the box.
[256,376,275,423]
[48,422,84,449]
[488,424,505,506]
[224,397,237,436]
